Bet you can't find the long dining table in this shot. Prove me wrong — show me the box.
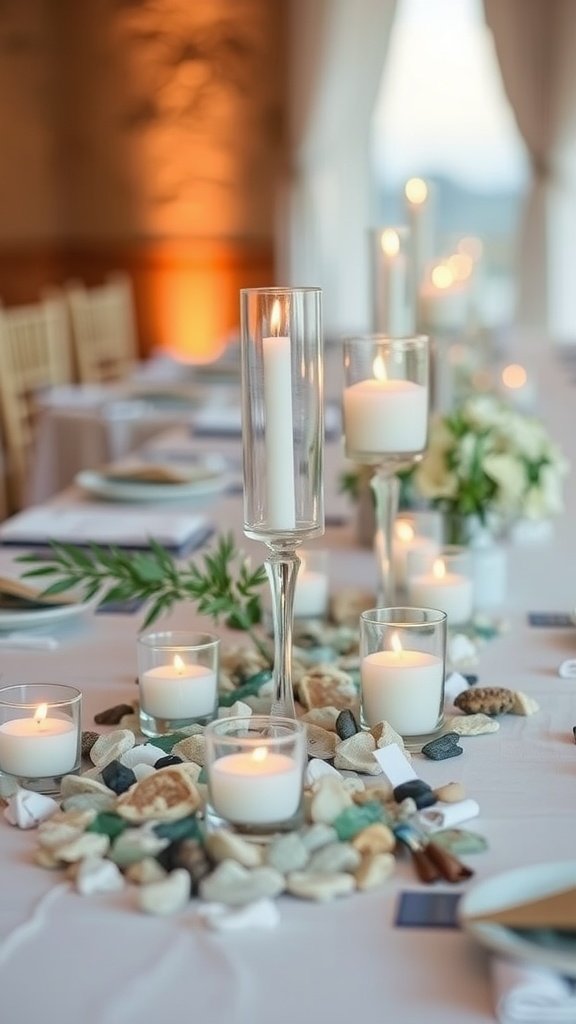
[0,340,574,1024]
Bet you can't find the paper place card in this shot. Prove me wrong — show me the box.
[417,798,480,832]
[373,744,419,787]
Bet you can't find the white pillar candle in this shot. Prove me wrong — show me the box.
[262,299,296,530]
[209,746,302,825]
[293,557,329,618]
[374,228,414,335]
[393,519,439,588]
[0,705,77,777]
[361,637,443,735]
[408,558,473,626]
[405,177,435,297]
[343,358,428,457]
[140,655,217,719]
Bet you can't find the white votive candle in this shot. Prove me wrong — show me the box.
[0,706,77,777]
[343,358,428,457]
[393,520,439,589]
[408,558,473,626]
[361,643,444,735]
[262,299,296,530]
[140,655,217,719]
[293,558,329,618]
[210,746,302,825]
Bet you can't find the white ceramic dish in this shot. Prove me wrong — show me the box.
[0,600,95,631]
[459,860,576,978]
[75,468,230,503]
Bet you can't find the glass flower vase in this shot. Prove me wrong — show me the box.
[240,287,324,718]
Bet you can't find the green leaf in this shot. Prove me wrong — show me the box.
[40,577,80,596]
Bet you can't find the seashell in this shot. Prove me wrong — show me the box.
[510,690,539,716]
[53,832,110,863]
[116,765,201,823]
[60,775,114,799]
[434,782,466,803]
[286,870,356,901]
[306,724,338,760]
[454,686,514,716]
[333,733,382,775]
[445,713,500,736]
[300,706,340,732]
[4,790,59,829]
[217,700,252,719]
[352,823,396,855]
[205,831,264,868]
[309,776,353,825]
[90,729,135,768]
[354,852,395,891]
[199,860,285,907]
[74,857,124,896]
[171,734,206,766]
[138,868,191,915]
[298,665,358,712]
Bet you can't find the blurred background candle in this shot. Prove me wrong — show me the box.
[405,177,435,302]
[262,298,296,530]
[372,226,414,335]
[343,355,428,458]
[408,556,473,626]
[293,550,329,618]
[393,519,439,589]
[361,631,443,735]
[418,262,470,335]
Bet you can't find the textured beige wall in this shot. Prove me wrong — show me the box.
[0,0,286,242]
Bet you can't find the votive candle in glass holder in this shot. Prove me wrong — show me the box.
[0,684,82,794]
[407,546,473,627]
[360,607,446,751]
[293,549,329,619]
[204,715,306,838]
[137,631,219,737]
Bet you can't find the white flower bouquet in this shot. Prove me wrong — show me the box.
[413,395,569,543]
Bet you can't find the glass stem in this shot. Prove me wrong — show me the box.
[264,547,300,719]
[371,467,400,606]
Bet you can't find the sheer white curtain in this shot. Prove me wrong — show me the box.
[279,0,397,337]
[485,0,576,341]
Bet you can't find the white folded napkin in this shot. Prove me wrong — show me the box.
[492,958,576,1023]
[0,505,210,551]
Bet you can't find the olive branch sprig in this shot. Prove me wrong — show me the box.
[18,532,272,665]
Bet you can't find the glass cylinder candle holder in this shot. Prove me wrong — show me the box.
[406,546,473,628]
[0,684,82,794]
[204,715,307,839]
[342,334,430,606]
[137,631,219,737]
[360,607,447,751]
[241,287,324,719]
[370,226,415,336]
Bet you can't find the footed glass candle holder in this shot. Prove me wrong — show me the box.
[343,334,430,606]
[137,631,219,737]
[0,684,82,794]
[360,607,446,751]
[241,287,324,718]
[204,715,306,838]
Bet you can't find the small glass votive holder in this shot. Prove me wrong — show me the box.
[0,684,82,794]
[204,715,307,839]
[137,631,219,737]
[360,607,447,751]
[406,545,473,627]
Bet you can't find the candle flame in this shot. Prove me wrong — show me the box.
[391,632,403,655]
[380,228,400,257]
[447,252,473,282]
[373,355,387,382]
[431,264,454,290]
[173,654,185,674]
[433,558,446,580]
[270,299,282,337]
[34,703,48,726]
[395,520,414,543]
[502,363,527,390]
[405,177,428,205]
[252,746,269,763]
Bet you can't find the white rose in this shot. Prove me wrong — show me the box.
[482,452,526,513]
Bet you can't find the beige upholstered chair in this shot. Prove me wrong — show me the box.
[0,296,72,511]
[66,274,138,384]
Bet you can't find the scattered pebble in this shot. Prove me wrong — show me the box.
[138,868,191,915]
[74,856,125,895]
[94,704,135,726]
[510,691,540,716]
[434,782,466,804]
[286,870,355,901]
[454,687,514,716]
[354,852,395,890]
[199,861,285,907]
[101,760,137,795]
[335,708,360,740]
[421,733,463,761]
[4,790,60,829]
[90,730,135,769]
[444,714,499,736]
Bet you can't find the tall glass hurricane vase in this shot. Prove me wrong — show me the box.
[241,287,324,718]
[342,334,430,605]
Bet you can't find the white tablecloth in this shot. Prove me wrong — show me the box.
[0,342,574,1024]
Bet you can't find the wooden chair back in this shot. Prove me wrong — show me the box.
[66,274,138,384]
[0,296,72,510]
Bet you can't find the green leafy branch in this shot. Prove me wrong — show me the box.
[18,533,272,665]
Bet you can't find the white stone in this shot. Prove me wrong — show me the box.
[138,868,191,915]
[60,775,113,798]
[309,776,353,824]
[305,758,341,786]
[205,830,264,868]
[334,733,382,775]
[120,744,166,769]
[199,860,285,907]
[75,857,125,895]
[354,852,395,890]
[132,763,156,782]
[54,832,110,862]
[286,871,356,901]
[511,691,540,716]
[4,789,59,829]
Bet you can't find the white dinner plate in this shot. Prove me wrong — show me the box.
[0,600,95,631]
[459,861,576,978]
[75,468,230,503]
